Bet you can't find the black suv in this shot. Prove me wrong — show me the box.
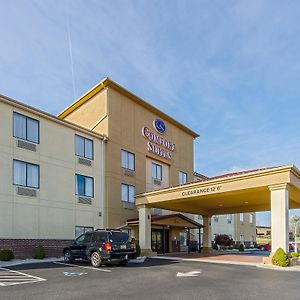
[63,229,135,267]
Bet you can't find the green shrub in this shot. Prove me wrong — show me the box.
[239,244,245,252]
[228,246,233,250]
[0,249,14,261]
[272,248,289,267]
[233,243,239,250]
[290,252,299,258]
[134,243,141,258]
[33,245,45,259]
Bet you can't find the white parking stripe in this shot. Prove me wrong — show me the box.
[53,261,112,272]
[0,268,46,287]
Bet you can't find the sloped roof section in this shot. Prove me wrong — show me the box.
[58,77,199,138]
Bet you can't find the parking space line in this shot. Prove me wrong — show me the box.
[53,261,112,272]
[0,268,46,287]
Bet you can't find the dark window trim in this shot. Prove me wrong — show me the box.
[75,173,94,198]
[121,149,135,171]
[152,162,162,180]
[13,112,40,144]
[75,134,94,160]
[13,159,40,189]
[121,183,135,202]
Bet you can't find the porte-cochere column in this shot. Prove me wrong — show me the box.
[138,205,153,255]
[202,216,212,254]
[269,184,289,253]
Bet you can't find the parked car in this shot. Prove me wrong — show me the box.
[258,243,295,252]
[63,229,136,267]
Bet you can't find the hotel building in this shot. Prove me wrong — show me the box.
[0,78,255,257]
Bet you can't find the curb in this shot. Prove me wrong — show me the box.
[128,256,147,264]
[152,256,258,267]
[256,263,300,272]
[0,257,64,268]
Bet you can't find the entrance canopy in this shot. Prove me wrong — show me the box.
[136,165,300,216]
[126,213,203,229]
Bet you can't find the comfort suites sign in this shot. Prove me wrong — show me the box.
[142,119,175,160]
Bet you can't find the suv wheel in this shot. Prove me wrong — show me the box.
[119,259,128,266]
[91,252,101,268]
[64,250,73,263]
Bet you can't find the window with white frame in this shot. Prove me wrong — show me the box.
[249,213,254,224]
[75,174,94,197]
[75,135,94,160]
[227,214,232,224]
[179,171,187,185]
[121,150,135,170]
[13,160,39,188]
[152,163,162,180]
[121,184,135,203]
[240,213,244,224]
[13,112,39,144]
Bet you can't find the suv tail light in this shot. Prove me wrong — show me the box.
[104,242,112,251]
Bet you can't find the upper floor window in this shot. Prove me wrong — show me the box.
[75,135,93,160]
[13,112,39,144]
[121,184,135,203]
[152,163,162,181]
[121,150,135,170]
[249,213,254,224]
[227,214,232,224]
[240,213,244,224]
[13,160,39,189]
[75,174,94,197]
[179,171,187,185]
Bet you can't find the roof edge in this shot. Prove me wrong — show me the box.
[0,94,106,140]
[58,77,200,138]
[136,164,296,198]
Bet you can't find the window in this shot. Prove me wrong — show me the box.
[227,214,232,224]
[179,231,187,246]
[121,184,135,203]
[75,135,94,160]
[75,226,94,238]
[249,213,254,224]
[75,174,94,197]
[13,112,39,143]
[93,232,107,243]
[213,215,219,222]
[179,171,187,185]
[121,150,135,170]
[13,160,39,188]
[152,163,162,180]
[240,213,244,224]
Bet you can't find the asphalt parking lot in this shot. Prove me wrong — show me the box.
[1,258,300,300]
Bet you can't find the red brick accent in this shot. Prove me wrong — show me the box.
[0,239,72,259]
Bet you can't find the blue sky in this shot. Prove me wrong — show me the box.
[1,1,300,225]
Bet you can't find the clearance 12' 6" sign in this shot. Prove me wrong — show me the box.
[142,119,175,160]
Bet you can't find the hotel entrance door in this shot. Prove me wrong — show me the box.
[151,229,169,253]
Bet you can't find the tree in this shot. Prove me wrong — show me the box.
[214,234,234,247]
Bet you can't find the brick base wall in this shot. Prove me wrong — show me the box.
[0,239,72,259]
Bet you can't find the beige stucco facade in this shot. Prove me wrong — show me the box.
[0,95,106,240]
[59,78,198,231]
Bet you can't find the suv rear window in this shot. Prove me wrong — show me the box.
[93,232,107,243]
[108,232,129,243]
